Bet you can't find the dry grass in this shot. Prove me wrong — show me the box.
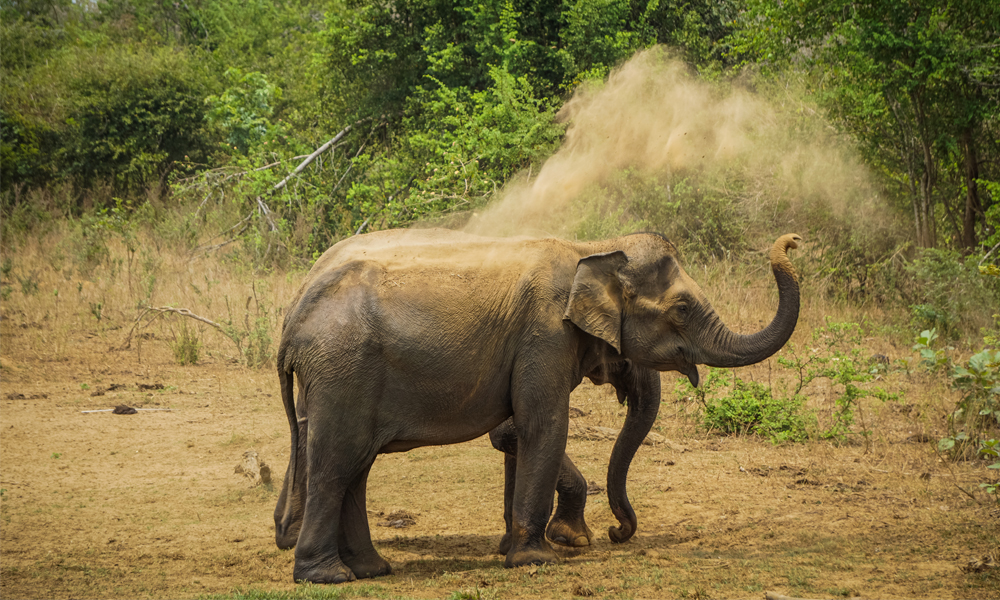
[1,226,998,600]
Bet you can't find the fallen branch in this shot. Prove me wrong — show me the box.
[256,196,279,232]
[980,239,1000,267]
[144,306,228,335]
[120,305,240,357]
[271,125,355,194]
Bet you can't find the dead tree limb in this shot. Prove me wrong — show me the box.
[271,125,355,194]
[255,196,279,232]
[120,305,241,357]
[145,306,228,334]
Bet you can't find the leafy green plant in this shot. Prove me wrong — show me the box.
[778,320,900,446]
[89,302,103,322]
[701,378,810,443]
[911,328,951,372]
[205,68,282,155]
[979,439,1000,505]
[939,349,1000,461]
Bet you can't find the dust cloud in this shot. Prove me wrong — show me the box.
[461,47,879,241]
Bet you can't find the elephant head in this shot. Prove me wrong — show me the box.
[566,233,801,380]
[567,233,801,542]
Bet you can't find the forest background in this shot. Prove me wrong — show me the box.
[2,0,1000,467]
[3,2,1000,598]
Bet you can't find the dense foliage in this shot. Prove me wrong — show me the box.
[2,0,998,337]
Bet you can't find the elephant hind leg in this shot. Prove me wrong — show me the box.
[546,453,593,548]
[293,407,378,583]
[338,462,392,579]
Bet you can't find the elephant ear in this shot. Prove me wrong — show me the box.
[564,251,628,353]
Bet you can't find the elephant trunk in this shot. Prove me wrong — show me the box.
[606,362,662,543]
[690,234,801,368]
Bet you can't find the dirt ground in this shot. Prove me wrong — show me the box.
[1,306,999,600]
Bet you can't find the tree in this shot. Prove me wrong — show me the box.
[730,0,1000,249]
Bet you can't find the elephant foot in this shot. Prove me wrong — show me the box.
[293,558,356,584]
[504,541,559,568]
[497,532,512,555]
[546,517,593,548]
[343,552,392,580]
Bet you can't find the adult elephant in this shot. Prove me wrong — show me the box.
[273,228,801,583]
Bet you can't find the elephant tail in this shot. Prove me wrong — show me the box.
[275,365,299,543]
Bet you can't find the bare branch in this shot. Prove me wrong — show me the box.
[271,125,356,194]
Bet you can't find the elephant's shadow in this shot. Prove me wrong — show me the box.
[367,531,686,577]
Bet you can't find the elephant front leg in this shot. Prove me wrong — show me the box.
[505,374,571,567]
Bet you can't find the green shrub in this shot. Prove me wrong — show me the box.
[702,379,810,443]
[939,349,1000,462]
[62,45,215,193]
[777,320,901,446]
[905,248,1000,340]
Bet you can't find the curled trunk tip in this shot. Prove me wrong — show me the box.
[770,233,802,279]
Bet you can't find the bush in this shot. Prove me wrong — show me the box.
[1,41,216,203]
[905,248,1000,340]
[63,45,215,192]
[702,378,810,443]
[940,349,1000,462]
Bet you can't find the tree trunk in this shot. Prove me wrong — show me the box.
[961,127,983,250]
[913,89,936,248]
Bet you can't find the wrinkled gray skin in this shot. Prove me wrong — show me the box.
[273,228,801,584]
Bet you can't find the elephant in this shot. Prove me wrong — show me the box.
[272,228,801,584]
